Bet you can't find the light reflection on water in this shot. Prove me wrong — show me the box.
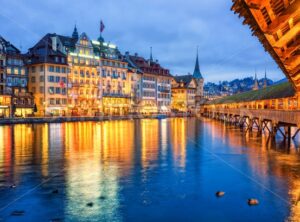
[0,118,299,221]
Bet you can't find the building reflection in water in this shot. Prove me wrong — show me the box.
[169,118,187,168]
[141,119,159,168]
[0,119,300,221]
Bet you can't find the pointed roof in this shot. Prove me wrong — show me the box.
[253,71,259,90]
[193,47,203,79]
[263,68,267,88]
[150,47,153,62]
[72,25,79,40]
[173,74,196,89]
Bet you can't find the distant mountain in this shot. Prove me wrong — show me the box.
[204,77,274,97]
[273,78,287,85]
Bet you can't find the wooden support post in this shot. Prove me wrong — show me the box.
[277,127,286,139]
[292,128,300,139]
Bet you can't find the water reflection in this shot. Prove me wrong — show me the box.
[0,118,299,221]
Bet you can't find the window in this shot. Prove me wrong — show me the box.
[62,77,66,83]
[39,86,44,93]
[55,87,61,94]
[40,65,44,72]
[61,67,66,73]
[55,66,61,73]
[31,76,36,83]
[40,76,44,82]
[62,88,66,95]
[48,66,54,72]
[48,76,54,82]
[31,66,36,73]
[31,87,36,93]
[48,87,54,94]
[55,76,60,83]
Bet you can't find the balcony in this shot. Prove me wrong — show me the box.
[0,90,11,95]
[13,92,34,98]
[102,92,131,98]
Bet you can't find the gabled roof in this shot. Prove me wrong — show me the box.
[0,35,20,54]
[26,33,68,65]
[173,74,196,88]
[128,54,172,77]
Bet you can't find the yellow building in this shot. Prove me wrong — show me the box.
[171,75,197,112]
[65,33,102,116]
[27,34,69,116]
[93,37,132,115]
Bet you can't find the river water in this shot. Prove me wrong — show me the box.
[0,117,299,222]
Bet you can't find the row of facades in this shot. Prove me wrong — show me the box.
[0,26,204,117]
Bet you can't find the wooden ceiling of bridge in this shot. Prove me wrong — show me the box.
[231,0,300,92]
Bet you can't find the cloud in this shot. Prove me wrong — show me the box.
[0,0,285,82]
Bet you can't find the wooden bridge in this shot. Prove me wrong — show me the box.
[202,0,300,143]
[202,107,300,141]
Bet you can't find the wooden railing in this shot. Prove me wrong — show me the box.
[205,108,300,126]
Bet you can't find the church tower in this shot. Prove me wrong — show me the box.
[72,25,79,41]
[253,71,259,90]
[263,69,267,88]
[193,47,204,98]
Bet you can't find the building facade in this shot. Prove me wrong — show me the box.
[171,75,197,112]
[171,51,205,113]
[126,53,172,114]
[26,34,69,116]
[0,36,34,117]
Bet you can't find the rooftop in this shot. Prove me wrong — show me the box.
[206,82,296,105]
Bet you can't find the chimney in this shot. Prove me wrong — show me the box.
[51,36,57,51]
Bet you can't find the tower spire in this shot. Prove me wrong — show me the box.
[72,24,79,41]
[150,46,153,62]
[253,69,259,90]
[193,46,203,79]
[263,68,267,88]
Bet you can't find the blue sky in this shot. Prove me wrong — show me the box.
[0,0,285,82]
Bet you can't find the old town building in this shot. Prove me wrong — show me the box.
[171,51,205,113]
[0,36,34,117]
[171,75,197,112]
[126,52,172,114]
[93,35,132,115]
[26,34,69,116]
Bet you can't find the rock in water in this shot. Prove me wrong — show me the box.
[248,198,259,206]
[11,210,25,216]
[86,202,94,207]
[215,191,225,197]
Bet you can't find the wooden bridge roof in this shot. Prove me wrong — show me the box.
[206,82,295,105]
[231,0,300,92]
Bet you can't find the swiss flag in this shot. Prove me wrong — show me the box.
[100,20,105,33]
[59,80,65,88]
